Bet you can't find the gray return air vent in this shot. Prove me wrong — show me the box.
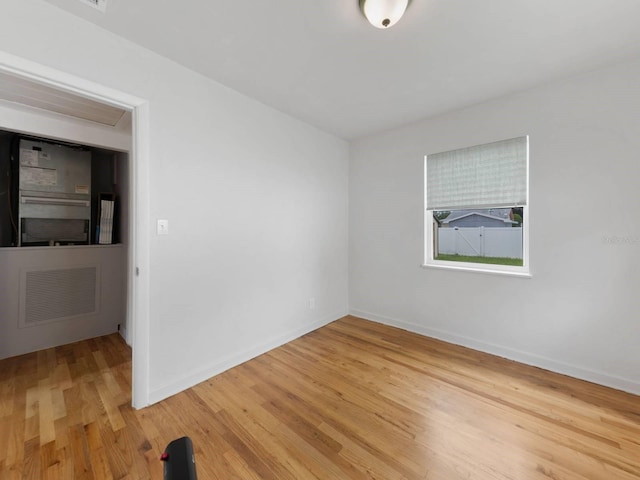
[20,266,100,327]
[78,0,108,12]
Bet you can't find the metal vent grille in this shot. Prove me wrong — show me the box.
[78,0,108,11]
[22,266,99,325]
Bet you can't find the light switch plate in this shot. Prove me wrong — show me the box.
[157,219,169,235]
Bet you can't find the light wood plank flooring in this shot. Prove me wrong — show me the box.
[1,316,639,479]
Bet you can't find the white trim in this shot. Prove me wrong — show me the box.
[0,51,151,408]
[130,103,151,409]
[420,262,532,278]
[0,52,139,110]
[148,310,348,405]
[350,309,640,396]
[523,136,530,272]
[423,155,429,265]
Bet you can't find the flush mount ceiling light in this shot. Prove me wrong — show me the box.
[359,0,410,29]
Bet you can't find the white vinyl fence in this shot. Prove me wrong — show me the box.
[438,227,523,259]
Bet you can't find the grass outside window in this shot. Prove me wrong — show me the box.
[435,254,523,267]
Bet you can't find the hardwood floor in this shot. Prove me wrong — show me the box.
[1,316,639,479]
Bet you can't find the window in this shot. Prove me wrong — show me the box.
[424,136,529,276]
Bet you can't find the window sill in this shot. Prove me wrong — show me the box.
[421,262,532,278]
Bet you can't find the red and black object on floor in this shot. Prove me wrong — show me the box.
[161,436,198,480]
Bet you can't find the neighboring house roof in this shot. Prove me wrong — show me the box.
[443,212,517,226]
[444,208,512,219]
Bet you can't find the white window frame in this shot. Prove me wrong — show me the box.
[423,140,531,278]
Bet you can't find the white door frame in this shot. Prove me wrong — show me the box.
[0,51,151,408]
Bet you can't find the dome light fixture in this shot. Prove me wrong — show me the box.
[359,0,410,29]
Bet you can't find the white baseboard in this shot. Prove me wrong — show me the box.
[148,310,347,405]
[118,325,129,345]
[350,308,640,396]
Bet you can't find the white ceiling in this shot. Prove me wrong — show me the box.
[43,0,640,139]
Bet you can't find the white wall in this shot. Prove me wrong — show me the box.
[350,58,640,394]
[8,0,636,402]
[1,0,349,403]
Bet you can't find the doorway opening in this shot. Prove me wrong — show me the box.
[0,53,150,408]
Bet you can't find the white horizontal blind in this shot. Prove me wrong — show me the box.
[427,136,528,211]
